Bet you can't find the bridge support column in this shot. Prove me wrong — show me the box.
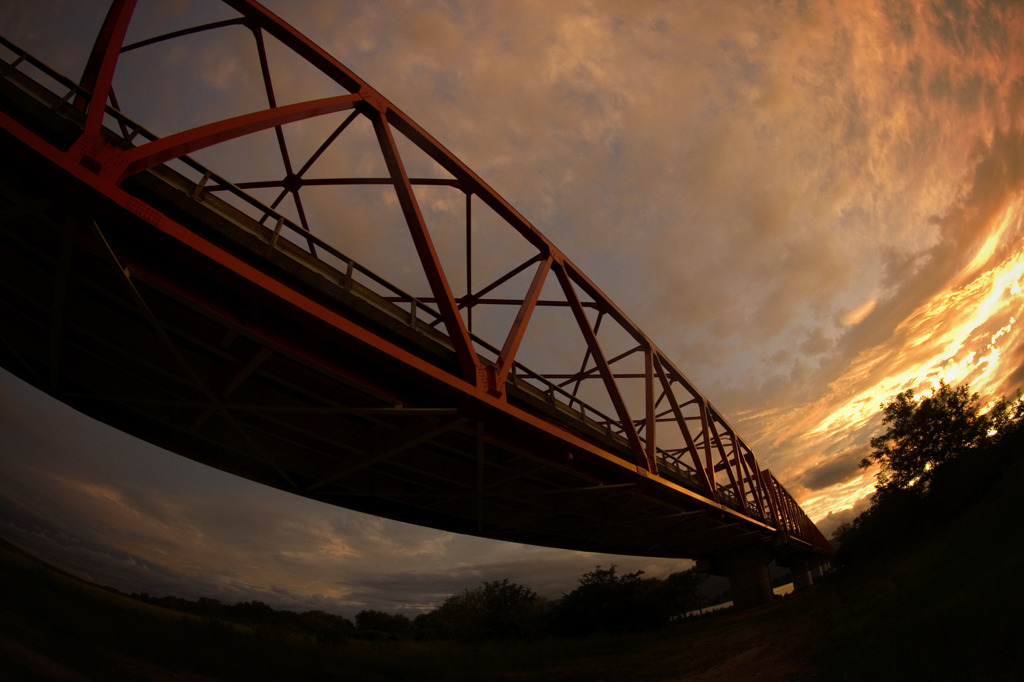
[789,554,814,592]
[712,543,774,610]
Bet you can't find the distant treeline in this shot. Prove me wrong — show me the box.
[133,565,710,643]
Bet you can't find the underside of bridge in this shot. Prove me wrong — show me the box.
[0,0,831,608]
[0,136,768,560]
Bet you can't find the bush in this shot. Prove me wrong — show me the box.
[354,609,415,640]
[419,579,549,641]
[553,565,703,636]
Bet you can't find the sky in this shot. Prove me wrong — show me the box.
[1,0,1023,617]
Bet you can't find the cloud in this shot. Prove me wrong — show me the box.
[794,444,872,492]
[813,493,873,540]
[2,0,1024,613]
[73,0,1022,423]
[758,124,1024,514]
[842,298,879,327]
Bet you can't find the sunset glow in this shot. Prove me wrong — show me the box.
[779,194,1024,521]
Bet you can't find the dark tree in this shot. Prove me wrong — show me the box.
[986,390,1024,444]
[837,381,1024,564]
[299,610,355,645]
[659,567,707,617]
[555,565,663,635]
[421,579,547,641]
[354,609,414,640]
[861,381,991,493]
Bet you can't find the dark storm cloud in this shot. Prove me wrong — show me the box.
[795,444,873,492]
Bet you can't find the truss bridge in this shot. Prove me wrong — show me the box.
[0,0,831,607]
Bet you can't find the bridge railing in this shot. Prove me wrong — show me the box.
[0,1,831,554]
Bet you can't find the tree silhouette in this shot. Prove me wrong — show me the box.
[554,565,703,635]
[861,381,991,493]
[354,609,414,640]
[420,578,547,641]
[838,380,1024,563]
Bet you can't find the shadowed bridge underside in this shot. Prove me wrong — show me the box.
[0,0,831,565]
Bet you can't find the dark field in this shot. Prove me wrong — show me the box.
[2,450,1022,681]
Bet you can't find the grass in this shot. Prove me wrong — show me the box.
[2,449,1022,680]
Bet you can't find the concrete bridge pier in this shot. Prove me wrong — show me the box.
[783,552,834,592]
[789,554,815,592]
[700,543,774,609]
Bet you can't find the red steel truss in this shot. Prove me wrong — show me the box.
[0,0,832,556]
